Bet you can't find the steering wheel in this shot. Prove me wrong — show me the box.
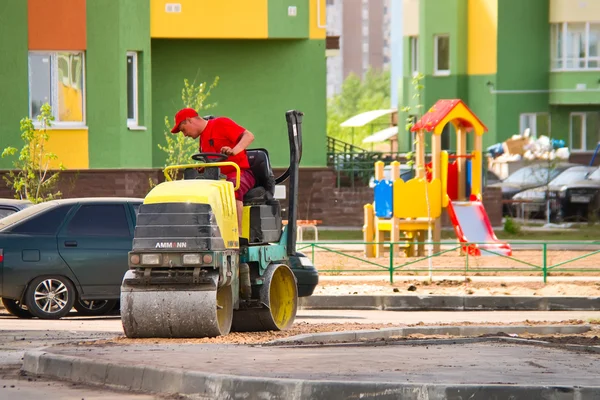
[191,152,229,163]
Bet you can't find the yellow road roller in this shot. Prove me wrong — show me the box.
[120,110,317,338]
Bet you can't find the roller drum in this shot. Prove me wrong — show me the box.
[120,270,233,338]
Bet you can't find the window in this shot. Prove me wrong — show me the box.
[127,52,139,127]
[571,112,600,151]
[434,35,450,75]
[28,52,85,124]
[66,204,130,236]
[410,36,419,76]
[551,22,600,70]
[519,113,550,139]
[11,205,73,235]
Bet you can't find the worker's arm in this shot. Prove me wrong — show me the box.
[221,130,255,156]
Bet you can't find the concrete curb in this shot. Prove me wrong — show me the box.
[298,295,600,311]
[267,324,592,345]
[22,347,600,400]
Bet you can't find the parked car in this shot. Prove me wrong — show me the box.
[368,164,414,188]
[0,199,33,219]
[511,165,597,220]
[487,162,579,215]
[555,167,600,222]
[0,196,319,319]
[0,197,144,319]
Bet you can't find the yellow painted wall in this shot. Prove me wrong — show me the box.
[45,129,89,169]
[550,0,600,22]
[467,0,497,75]
[309,0,326,39]
[403,0,419,36]
[151,0,268,39]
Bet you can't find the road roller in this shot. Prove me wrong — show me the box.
[120,110,315,338]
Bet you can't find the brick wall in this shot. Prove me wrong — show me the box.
[0,167,504,228]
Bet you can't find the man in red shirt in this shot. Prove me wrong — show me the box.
[170,108,256,236]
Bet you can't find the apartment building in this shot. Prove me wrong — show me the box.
[400,0,600,161]
[326,0,392,97]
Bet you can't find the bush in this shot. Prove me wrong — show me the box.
[503,216,521,235]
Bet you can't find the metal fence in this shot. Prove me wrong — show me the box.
[296,240,600,284]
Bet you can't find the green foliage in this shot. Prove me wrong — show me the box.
[327,68,391,146]
[1,103,65,204]
[503,216,522,235]
[401,73,425,169]
[157,76,220,183]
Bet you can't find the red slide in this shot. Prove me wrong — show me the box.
[446,196,512,257]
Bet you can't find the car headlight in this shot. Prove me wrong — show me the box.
[182,254,202,265]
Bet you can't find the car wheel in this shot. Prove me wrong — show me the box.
[1,298,33,319]
[25,276,76,319]
[74,299,118,316]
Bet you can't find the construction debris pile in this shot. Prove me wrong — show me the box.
[486,128,570,162]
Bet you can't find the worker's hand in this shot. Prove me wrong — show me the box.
[220,146,235,156]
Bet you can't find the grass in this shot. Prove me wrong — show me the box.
[298,224,600,242]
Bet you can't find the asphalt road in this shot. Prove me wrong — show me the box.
[1,308,599,399]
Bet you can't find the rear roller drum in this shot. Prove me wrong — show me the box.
[232,263,298,332]
[120,271,233,338]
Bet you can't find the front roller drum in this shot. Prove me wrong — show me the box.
[120,271,233,338]
[232,263,298,332]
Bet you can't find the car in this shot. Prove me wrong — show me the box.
[368,164,415,188]
[0,197,144,319]
[487,162,579,215]
[511,165,597,220]
[0,199,33,219]
[555,167,600,222]
[0,196,318,319]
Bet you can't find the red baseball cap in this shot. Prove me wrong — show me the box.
[171,108,199,133]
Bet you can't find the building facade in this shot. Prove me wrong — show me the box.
[325,0,392,97]
[400,0,600,160]
[0,0,328,172]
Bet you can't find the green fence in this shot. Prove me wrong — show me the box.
[296,241,600,284]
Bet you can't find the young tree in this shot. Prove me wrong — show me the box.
[157,76,220,182]
[327,68,391,146]
[2,103,65,204]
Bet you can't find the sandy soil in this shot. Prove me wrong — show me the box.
[79,320,600,347]
[313,279,600,297]
[308,248,600,277]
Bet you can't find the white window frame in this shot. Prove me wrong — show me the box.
[28,51,86,128]
[570,112,587,152]
[551,22,600,71]
[127,51,139,128]
[410,36,419,76]
[519,113,550,139]
[434,34,450,76]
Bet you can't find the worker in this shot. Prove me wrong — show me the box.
[170,107,255,236]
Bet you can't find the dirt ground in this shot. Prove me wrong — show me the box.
[308,248,600,276]
[82,320,600,348]
[313,279,600,296]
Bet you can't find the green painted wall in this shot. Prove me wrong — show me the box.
[496,0,549,142]
[421,0,468,76]
[268,0,309,38]
[87,0,152,169]
[151,39,327,168]
[467,75,497,150]
[550,105,600,151]
[550,72,600,105]
[0,1,29,169]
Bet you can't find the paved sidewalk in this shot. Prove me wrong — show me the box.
[23,324,600,400]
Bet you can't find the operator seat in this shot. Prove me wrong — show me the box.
[243,149,276,205]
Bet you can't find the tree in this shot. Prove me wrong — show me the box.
[157,76,220,182]
[327,68,391,146]
[1,103,65,204]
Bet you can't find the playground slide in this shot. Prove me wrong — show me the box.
[446,196,512,256]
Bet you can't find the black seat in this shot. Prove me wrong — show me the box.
[244,149,276,205]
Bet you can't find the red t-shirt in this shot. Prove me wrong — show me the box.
[200,117,250,175]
